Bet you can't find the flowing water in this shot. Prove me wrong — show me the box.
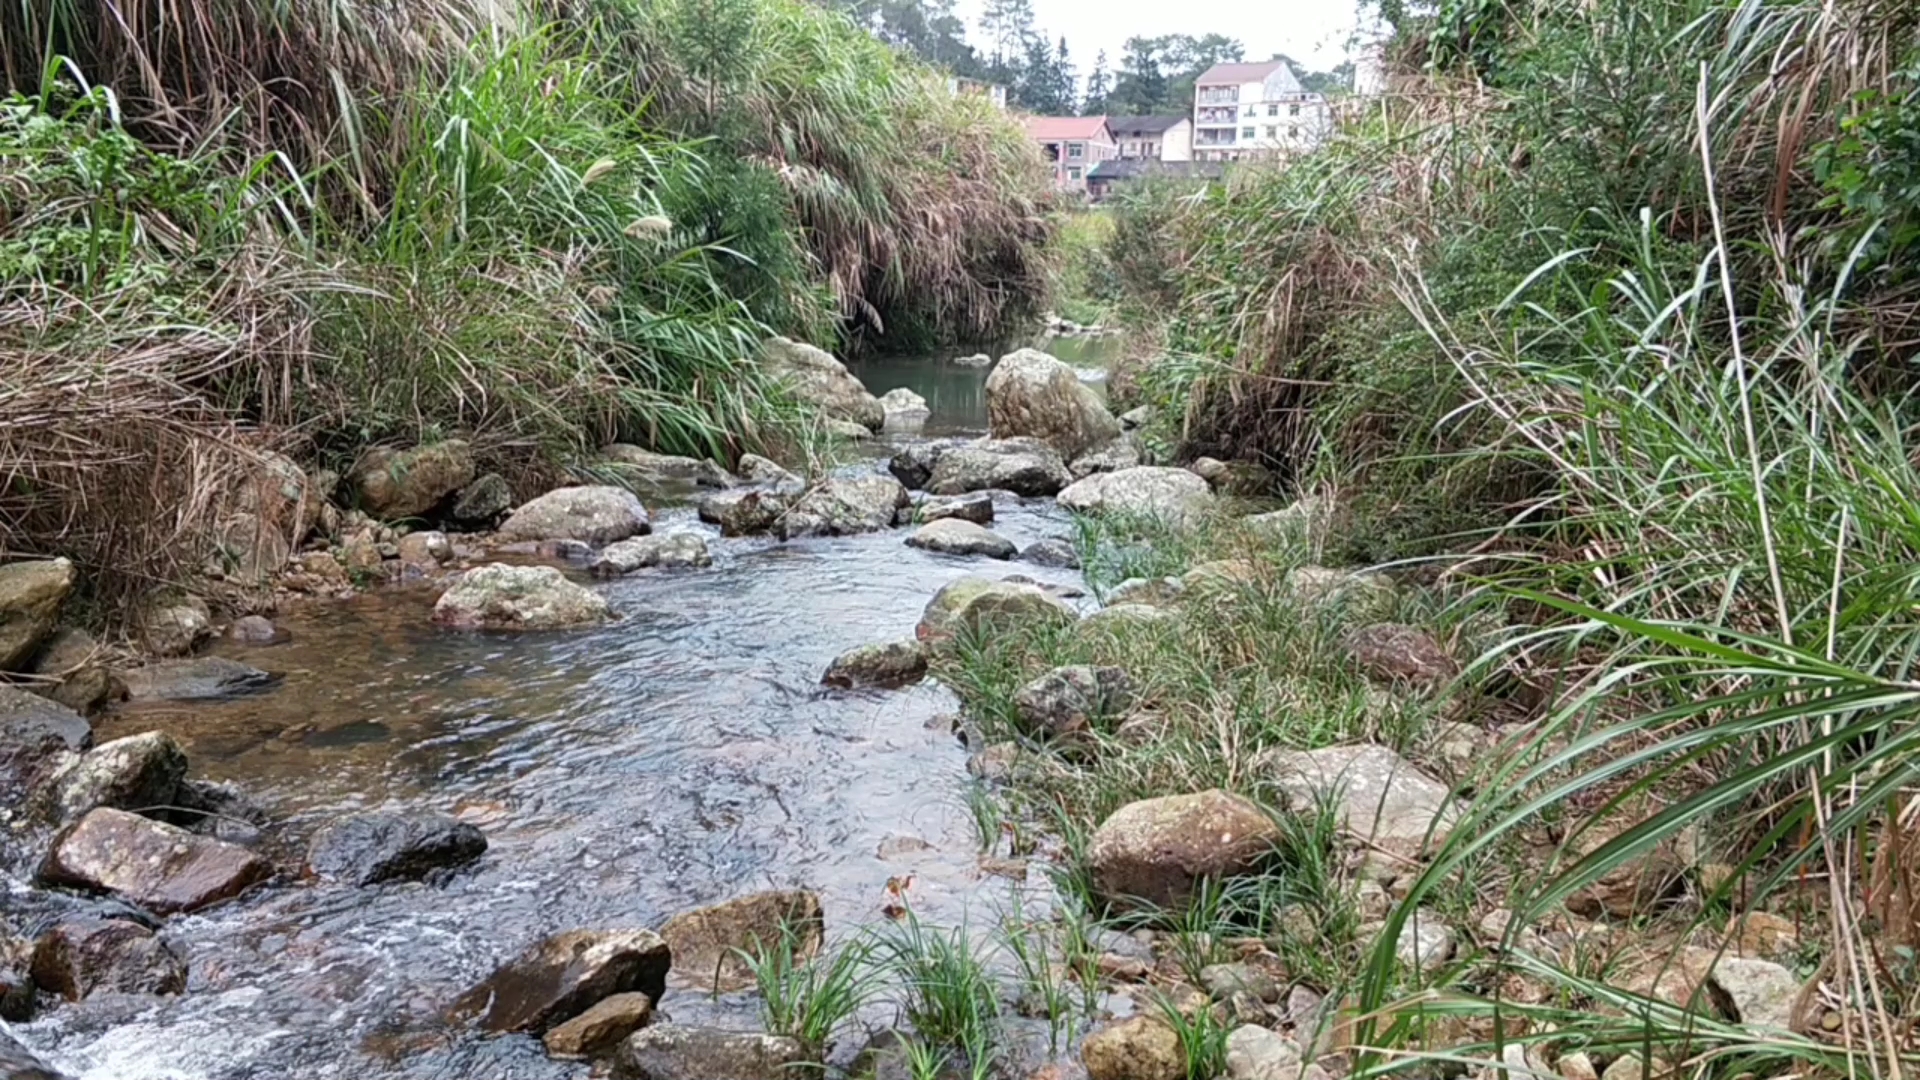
[4,339,1118,1080]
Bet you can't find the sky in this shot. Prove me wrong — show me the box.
[956,0,1366,74]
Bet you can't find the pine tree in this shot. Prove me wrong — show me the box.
[1081,49,1110,115]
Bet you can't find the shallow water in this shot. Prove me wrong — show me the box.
[6,351,1101,1080]
[848,334,1124,436]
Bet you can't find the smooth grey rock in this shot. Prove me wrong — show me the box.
[616,1024,809,1080]
[879,387,930,425]
[307,810,486,885]
[1070,437,1142,478]
[759,337,883,431]
[927,438,1071,497]
[1224,1025,1305,1080]
[778,475,909,539]
[432,564,612,630]
[1057,466,1213,526]
[915,576,1076,650]
[696,489,789,537]
[1021,537,1080,568]
[498,486,650,546]
[905,519,1016,559]
[226,615,285,645]
[822,640,928,689]
[119,657,275,702]
[1394,914,1455,974]
[1259,743,1464,857]
[735,455,805,495]
[601,445,734,490]
[917,492,993,526]
[593,534,713,576]
[888,444,940,490]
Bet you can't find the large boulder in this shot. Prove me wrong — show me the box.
[600,445,735,491]
[544,992,657,1060]
[822,641,928,689]
[905,519,1016,560]
[915,576,1076,650]
[616,1024,809,1080]
[1057,467,1213,526]
[985,349,1121,460]
[1013,665,1134,742]
[432,564,612,630]
[307,810,487,886]
[759,337,884,431]
[917,492,994,526]
[778,475,909,539]
[40,807,271,915]
[1087,790,1281,909]
[132,592,212,658]
[0,687,91,803]
[498,486,651,546]
[351,441,476,520]
[33,731,187,825]
[118,657,275,702]
[1081,1016,1184,1080]
[1259,744,1464,857]
[927,439,1071,497]
[658,889,824,993]
[593,534,714,576]
[878,388,931,427]
[0,559,75,671]
[697,489,789,537]
[29,919,187,1001]
[450,928,671,1034]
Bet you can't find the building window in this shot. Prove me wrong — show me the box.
[1242,127,1255,139]
[1265,125,1277,138]
[1068,142,1084,159]
[1267,103,1278,116]
[1067,166,1083,180]
[1289,104,1301,116]
[1288,126,1299,138]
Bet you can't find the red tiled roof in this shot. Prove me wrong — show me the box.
[1024,115,1111,141]
[1196,60,1286,84]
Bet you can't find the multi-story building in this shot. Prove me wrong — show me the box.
[1190,59,1330,161]
[1107,116,1194,162]
[1024,116,1119,194]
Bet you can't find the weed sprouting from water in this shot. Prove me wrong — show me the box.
[876,912,1001,1067]
[742,923,879,1053]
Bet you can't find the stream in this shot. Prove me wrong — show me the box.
[5,338,1121,1080]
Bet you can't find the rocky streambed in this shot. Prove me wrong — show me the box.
[0,342,1199,1080]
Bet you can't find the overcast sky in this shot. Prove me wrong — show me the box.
[956,0,1366,74]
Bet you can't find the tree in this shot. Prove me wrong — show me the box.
[1081,49,1111,115]
[978,0,1036,73]
[1011,31,1075,114]
[1106,33,1244,115]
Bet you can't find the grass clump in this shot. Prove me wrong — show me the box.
[742,923,880,1053]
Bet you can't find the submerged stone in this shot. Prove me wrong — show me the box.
[658,889,823,993]
[307,810,487,886]
[450,928,671,1034]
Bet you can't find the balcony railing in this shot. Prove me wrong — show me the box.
[1196,86,1238,104]
[1193,133,1238,147]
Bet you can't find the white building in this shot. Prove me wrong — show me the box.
[1107,116,1194,163]
[1191,60,1331,161]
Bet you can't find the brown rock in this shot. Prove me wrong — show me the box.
[1081,1016,1183,1080]
[659,889,823,993]
[1087,790,1281,910]
[39,807,270,914]
[0,559,75,671]
[450,928,670,1034]
[1342,623,1457,689]
[1727,911,1800,960]
[351,441,476,520]
[30,919,187,1000]
[543,991,655,1059]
